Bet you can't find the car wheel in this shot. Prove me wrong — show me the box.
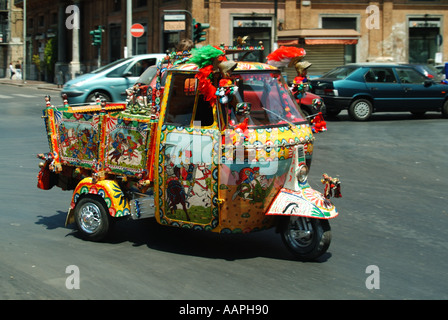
[86,92,111,103]
[349,99,372,121]
[300,108,311,123]
[279,216,331,261]
[74,195,111,241]
[442,100,448,118]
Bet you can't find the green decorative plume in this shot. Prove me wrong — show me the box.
[189,45,224,68]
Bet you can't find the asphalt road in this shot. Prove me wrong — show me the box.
[0,83,447,301]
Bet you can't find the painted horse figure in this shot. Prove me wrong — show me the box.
[166,167,190,221]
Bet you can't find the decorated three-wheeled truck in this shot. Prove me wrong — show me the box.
[37,44,341,261]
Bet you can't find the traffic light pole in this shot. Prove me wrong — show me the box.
[90,26,104,68]
[97,47,101,68]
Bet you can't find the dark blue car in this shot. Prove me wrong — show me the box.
[310,64,448,121]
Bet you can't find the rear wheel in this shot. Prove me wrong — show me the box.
[74,195,111,241]
[279,216,331,261]
[349,99,372,121]
[442,100,448,118]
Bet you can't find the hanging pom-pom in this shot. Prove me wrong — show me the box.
[267,46,306,67]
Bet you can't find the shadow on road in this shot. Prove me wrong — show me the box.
[325,111,444,122]
[35,211,331,263]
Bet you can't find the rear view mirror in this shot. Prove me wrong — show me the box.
[235,102,251,115]
[424,79,433,87]
[122,71,133,77]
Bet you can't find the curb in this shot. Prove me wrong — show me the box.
[0,80,62,92]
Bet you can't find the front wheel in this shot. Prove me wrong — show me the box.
[279,216,331,261]
[74,195,111,241]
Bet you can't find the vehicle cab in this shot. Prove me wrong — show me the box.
[156,61,316,232]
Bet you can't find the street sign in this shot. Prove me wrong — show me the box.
[164,21,186,31]
[130,23,144,38]
[164,14,186,32]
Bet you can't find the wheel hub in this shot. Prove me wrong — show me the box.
[78,203,101,234]
[288,217,314,247]
[355,102,370,117]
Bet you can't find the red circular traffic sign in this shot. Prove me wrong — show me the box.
[130,23,144,38]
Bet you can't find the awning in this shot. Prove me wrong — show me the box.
[278,29,360,45]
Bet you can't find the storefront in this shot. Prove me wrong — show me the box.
[231,16,274,62]
[408,17,442,64]
[278,28,360,80]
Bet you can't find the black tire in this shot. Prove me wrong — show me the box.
[279,216,331,261]
[300,108,311,124]
[324,109,341,117]
[74,195,111,241]
[349,99,372,121]
[86,91,111,103]
[442,100,448,118]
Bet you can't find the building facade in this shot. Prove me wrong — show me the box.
[7,0,448,81]
[1,0,23,78]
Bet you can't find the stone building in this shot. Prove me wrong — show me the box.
[8,0,448,81]
[0,0,23,78]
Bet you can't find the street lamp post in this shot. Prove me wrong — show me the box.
[126,0,132,57]
[23,0,26,82]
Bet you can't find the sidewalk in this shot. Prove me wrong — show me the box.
[0,78,62,92]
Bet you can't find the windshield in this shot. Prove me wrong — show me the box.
[225,71,306,128]
[91,57,132,74]
[136,65,168,86]
[322,66,357,79]
[136,65,158,84]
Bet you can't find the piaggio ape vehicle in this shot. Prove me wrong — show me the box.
[37,44,341,261]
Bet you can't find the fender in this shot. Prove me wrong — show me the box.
[266,187,338,219]
[265,144,338,219]
[65,177,131,226]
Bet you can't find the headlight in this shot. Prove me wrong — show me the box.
[297,164,308,183]
[71,79,89,88]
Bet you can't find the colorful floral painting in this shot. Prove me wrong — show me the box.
[57,112,100,167]
[104,116,149,175]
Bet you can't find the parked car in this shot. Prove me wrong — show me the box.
[403,63,445,82]
[61,54,166,104]
[435,63,447,79]
[310,63,448,121]
[298,91,325,118]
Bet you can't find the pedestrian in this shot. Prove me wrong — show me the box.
[9,62,16,79]
[176,38,194,52]
[15,61,22,80]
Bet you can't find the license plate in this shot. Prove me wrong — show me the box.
[315,89,324,95]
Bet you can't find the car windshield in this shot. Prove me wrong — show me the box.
[322,66,357,79]
[91,57,132,74]
[136,65,168,86]
[136,65,158,84]
[225,71,306,128]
